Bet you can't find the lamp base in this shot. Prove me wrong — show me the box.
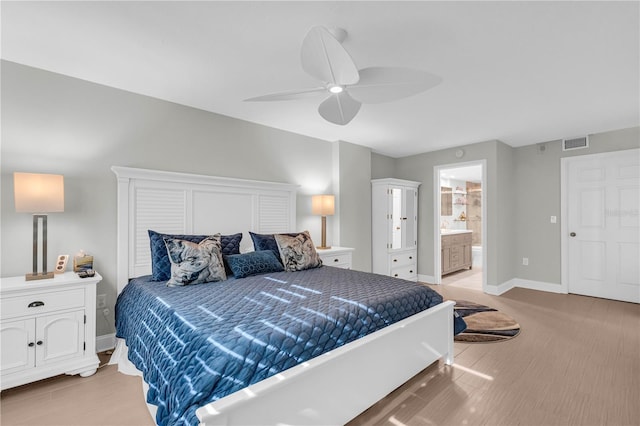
[25,272,55,281]
[316,246,332,250]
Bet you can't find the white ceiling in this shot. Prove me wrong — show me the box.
[2,1,638,158]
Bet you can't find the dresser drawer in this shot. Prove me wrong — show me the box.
[390,251,416,267]
[391,264,417,280]
[1,288,85,320]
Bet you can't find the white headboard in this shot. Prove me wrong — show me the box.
[112,166,298,294]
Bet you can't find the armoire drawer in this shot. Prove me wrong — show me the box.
[390,251,416,267]
[391,264,417,280]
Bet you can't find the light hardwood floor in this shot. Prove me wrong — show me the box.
[442,267,483,290]
[1,285,638,426]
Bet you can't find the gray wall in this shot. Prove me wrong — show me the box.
[514,127,640,286]
[336,141,372,272]
[371,152,396,179]
[1,61,371,336]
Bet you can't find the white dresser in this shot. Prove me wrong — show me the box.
[317,246,354,269]
[372,178,420,281]
[0,271,101,390]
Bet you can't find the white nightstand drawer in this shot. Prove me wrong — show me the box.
[1,288,85,320]
[317,247,354,270]
[321,253,351,267]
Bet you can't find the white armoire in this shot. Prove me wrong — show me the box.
[371,178,420,281]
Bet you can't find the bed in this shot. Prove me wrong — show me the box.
[111,166,456,426]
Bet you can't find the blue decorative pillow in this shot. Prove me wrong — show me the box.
[274,231,323,272]
[164,235,227,286]
[149,230,242,281]
[249,232,282,263]
[225,250,284,279]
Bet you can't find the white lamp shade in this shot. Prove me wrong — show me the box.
[312,194,335,216]
[14,172,64,213]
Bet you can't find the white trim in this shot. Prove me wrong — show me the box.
[485,278,566,296]
[514,278,566,294]
[418,274,436,284]
[96,333,116,353]
[434,159,487,292]
[484,280,515,296]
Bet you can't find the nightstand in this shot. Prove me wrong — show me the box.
[317,246,354,269]
[0,271,101,390]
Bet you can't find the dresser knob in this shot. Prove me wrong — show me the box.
[393,259,398,262]
[410,270,414,273]
[334,258,339,262]
[28,342,35,347]
[37,341,43,346]
[28,301,45,308]
[394,274,398,277]
[409,256,413,260]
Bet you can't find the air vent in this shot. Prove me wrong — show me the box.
[562,136,589,151]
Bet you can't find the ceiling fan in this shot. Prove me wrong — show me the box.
[244,26,442,125]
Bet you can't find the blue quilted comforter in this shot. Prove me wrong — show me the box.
[115,266,443,425]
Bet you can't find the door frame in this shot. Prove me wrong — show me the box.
[560,148,640,296]
[433,159,487,291]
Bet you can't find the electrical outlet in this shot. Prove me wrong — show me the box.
[97,294,107,309]
[550,216,557,223]
[522,257,529,266]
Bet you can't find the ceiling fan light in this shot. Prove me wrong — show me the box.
[328,85,344,94]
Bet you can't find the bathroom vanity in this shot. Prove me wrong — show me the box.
[441,230,472,275]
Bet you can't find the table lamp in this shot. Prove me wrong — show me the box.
[312,194,335,249]
[14,172,64,280]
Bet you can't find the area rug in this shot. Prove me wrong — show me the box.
[453,300,520,343]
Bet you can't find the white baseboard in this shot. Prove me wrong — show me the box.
[513,278,566,294]
[96,333,116,353]
[485,279,516,296]
[418,274,436,284]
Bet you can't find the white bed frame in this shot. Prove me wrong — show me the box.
[112,166,455,426]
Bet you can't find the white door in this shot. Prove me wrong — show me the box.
[565,149,639,303]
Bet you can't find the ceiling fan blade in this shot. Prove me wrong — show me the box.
[318,91,361,125]
[244,87,326,102]
[348,67,442,104]
[301,26,359,86]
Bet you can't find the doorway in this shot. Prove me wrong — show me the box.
[434,160,487,292]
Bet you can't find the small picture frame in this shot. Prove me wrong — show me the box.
[74,254,94,272]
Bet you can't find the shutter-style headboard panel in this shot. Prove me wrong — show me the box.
[112,166,298,293]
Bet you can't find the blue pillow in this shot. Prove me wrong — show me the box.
[249,232,281,263]
[149,230,242,281]
[225,250,284,278]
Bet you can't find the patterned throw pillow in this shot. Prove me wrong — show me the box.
[149,230,241,281]
[163,235,227,286]
[274,231,323,272]
[224,250,284,278]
